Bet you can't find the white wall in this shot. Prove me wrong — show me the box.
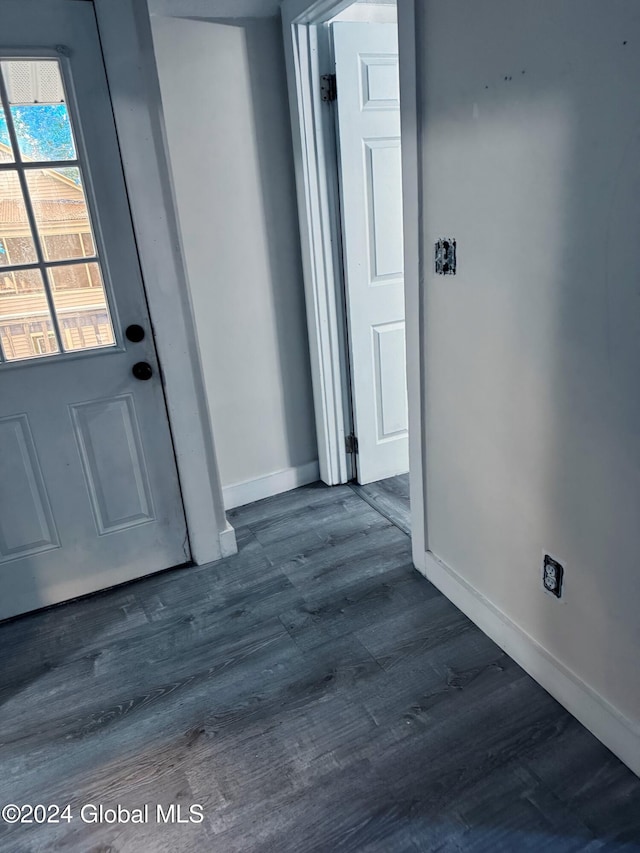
[418,0,640,740]
[151,15,318,500]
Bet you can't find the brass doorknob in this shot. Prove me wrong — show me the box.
[132,362,153,381]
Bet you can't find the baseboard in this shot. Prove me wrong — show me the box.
[421,550,640,778]
[223,461,320,510]
[218,520,238,558]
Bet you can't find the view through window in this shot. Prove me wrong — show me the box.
[0,58,115,362]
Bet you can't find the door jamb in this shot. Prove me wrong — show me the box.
[281,0,428,566]
[93,0,237,564]
[282,4,352,486]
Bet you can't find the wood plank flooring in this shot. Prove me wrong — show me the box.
[350,473,411,535]
[0,482,638,852]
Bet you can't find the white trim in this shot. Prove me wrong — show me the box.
[223,461,320,510]
[397,0,428,562]
[93,0,236,564]
[281,0,428,550]
[149,0,281,17]
[283,0,352,24]
[282,12,351,485]
[330,5,397,24]
[219,521,239,557]
[421,550,640,779]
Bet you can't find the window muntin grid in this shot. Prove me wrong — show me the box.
[0,58,115,363]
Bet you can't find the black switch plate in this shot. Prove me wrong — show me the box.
[435,238,456,275]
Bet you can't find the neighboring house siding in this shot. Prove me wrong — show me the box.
[0,143,112,359]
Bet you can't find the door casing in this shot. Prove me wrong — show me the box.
[93,0,236,565]
[281,0,426,568]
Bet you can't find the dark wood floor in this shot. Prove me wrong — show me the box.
[350,473,411,535]
[0,482,638,852]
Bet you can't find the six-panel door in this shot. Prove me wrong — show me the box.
[333,22,409,485]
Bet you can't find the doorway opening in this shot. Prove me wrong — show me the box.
[329,2,409,532]
[283,0,415,540]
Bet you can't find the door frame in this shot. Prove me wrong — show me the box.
[281,0,427,568]
[93,0,237,564]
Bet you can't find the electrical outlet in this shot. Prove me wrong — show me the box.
[435,238,456,275]
[543,554,564,598]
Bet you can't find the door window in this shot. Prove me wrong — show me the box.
[0,59,115,362]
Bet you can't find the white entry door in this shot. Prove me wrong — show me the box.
[0,0,188,621]
[333,23,408,485]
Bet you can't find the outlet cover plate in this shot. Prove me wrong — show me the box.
[543,554,564,598]
[435,238,456,275]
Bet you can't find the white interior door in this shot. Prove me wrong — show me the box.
[333,22,408,485]
[0,0,188,621]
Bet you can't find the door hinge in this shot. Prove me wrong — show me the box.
[320,73,337,102]
[345,433,358,455]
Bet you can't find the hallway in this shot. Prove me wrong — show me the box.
[0,482,638,852]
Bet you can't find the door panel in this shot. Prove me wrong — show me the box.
[0,414,59,562]
[0,0,188,620]
[373,320,409,440]
[70,395,155,535]
[365,139,403,281]
[333,23,408,484]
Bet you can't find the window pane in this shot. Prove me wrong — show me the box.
[25,167,94,262]
[47,263,115,351]
[0,268,59,360]
[43,233,83,263]
[1,60,76,162]
[0,102,14,162]
[48,260,89,291]
[0,170,37,266]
